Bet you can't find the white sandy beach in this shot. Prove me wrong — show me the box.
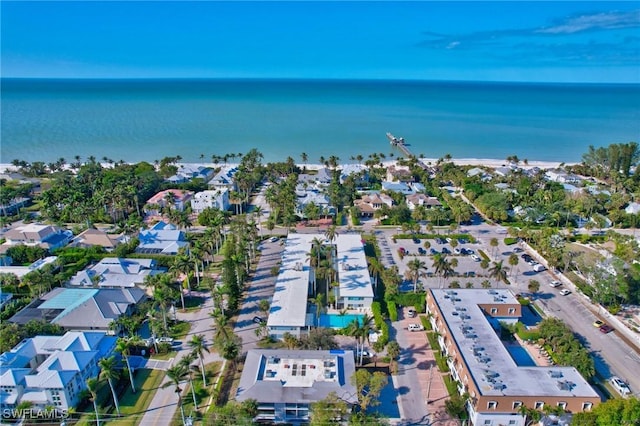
[0,157,573,175]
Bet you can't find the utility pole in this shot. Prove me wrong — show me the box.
[426,364,434,404]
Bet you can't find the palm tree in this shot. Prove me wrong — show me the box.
[98,356,121,416]
[86,377,101,426]
[488,260,509,288]
[508,253,520,280]
[188,334,210,386]
[347,318,364,364]
[432,254,455,289]
[163,363,189,425]
[179,353,199,409]
[116,337,139,393]
[406,258,428,293]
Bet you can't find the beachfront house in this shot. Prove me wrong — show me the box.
[267,234,373,340]
[9,287,147,332]
[1,224,73,254]
[381,181,425,195]
[386,165,413,182]
[339,163,369,185]
[68,257,162,288]
[298,167,332,189]
[190,188,230,213]
[165,164,214,184]
[426,289,600,426]
[0,331,117,411]
[236,349,358,424]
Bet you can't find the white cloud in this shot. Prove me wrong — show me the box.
[536,10,640,34]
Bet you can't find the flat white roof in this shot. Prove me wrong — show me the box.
[335,234,373,299]
[267,234,314,328]
[431,289,598,399]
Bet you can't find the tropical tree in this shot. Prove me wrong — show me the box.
[188,334,210,387]
[508,253,520,280]
[179,353,199,409]
[489,237,499,257]
[163,363,189,425]
[98,356,121,416]
[406,258,428,293]
[488,260,509,288]
[115,337,140,393]
[432,254,455,289]
[86,377,101,426]
[351,369,388,412]
[528,280,540,298]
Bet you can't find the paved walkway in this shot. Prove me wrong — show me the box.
[139,292,222,426]
[394,307,452,425]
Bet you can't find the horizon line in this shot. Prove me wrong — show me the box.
[2,76,639,86]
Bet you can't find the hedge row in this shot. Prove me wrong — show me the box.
[387,301,398,322]
[370,301,389,352]
[390,293,426,313]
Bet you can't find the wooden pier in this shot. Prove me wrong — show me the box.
[387,132,415,158]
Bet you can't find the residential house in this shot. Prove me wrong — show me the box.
[208,165,239,191]
[545,170,583,185]
[9,287,147,331]
[426,289,600,426]
[136,221,188,255]
[166,165,214,184]
[0,256,58,279]
[405,193,442,210]
[467,167,492,181]
[68,257,162,288]
[381,181,425,195]
[1,224,73,254]
[295,189,333,218]
[339,164,369,185]
[625,202,640,215]
[236,349,358,424]
[386,165,413,182]
[144,189,194,215]
[69,228,125,251]
[0,331,116,411]
[354,193,394,217]
[0,197,30,216]
[297,168,332,189]
[191,188,230,213]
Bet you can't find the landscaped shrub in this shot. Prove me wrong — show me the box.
[504,237,518,245]
[391,293,426,312]
[420,316,432,331]
[387,301,398,322]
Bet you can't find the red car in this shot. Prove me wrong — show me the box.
[599,324,614,334]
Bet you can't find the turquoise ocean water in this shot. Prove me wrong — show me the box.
[1,79,638,164]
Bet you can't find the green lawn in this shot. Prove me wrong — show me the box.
[72,368,165,426]
[170,321,191,340]
[171,362,223,425]
[107,369,166,425]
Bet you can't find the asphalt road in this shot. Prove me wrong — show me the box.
[374,216,640,397]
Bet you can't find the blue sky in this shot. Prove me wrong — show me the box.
[1,1,639,83]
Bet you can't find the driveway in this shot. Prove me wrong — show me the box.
[235,239,284,353]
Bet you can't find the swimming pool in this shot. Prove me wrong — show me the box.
[506,346,537,366]
[319,314,363,328]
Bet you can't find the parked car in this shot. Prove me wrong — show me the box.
[407,308,416,318]
[610,376,631,396]
[399,247,407,255]
[559,289,571,296]
[599,324,614,334]
[157,337,174,343]
[458,238,467,244]
[593,320,604,327]
[356,350,372,358]
[513,247,524,253]
[253,316,264,324]
[413,237,421,244]
[269,236,279,242]
[471,254,481,262]
[532,264,546,272]
[408,323,425,332]
[430,248,438,255]
[441,247,451,254]
[418,247,426,255]
[549,281,562,288]
[454,248,461,255]
[521,254,533,262]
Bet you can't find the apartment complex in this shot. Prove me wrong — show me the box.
[267,233,373,340]
[236,349,358,424]
[426,289,600,426]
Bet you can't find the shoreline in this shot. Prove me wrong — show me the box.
[0,157,572,175]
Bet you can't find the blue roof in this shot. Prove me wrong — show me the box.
[39,289,98,322]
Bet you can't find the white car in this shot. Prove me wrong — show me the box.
[407,308,416,318]
[559,289,571,296]
[269,236,279,242]
[610,376,631,396]
[471,254,481,262]
[156,337,174,343]
[408,323,425,332]
[356,350,372,358]
[549,281,562,288]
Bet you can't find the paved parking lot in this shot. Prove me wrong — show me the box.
[128,355,173,371]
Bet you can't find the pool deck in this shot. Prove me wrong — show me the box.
[508,334,554,367]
